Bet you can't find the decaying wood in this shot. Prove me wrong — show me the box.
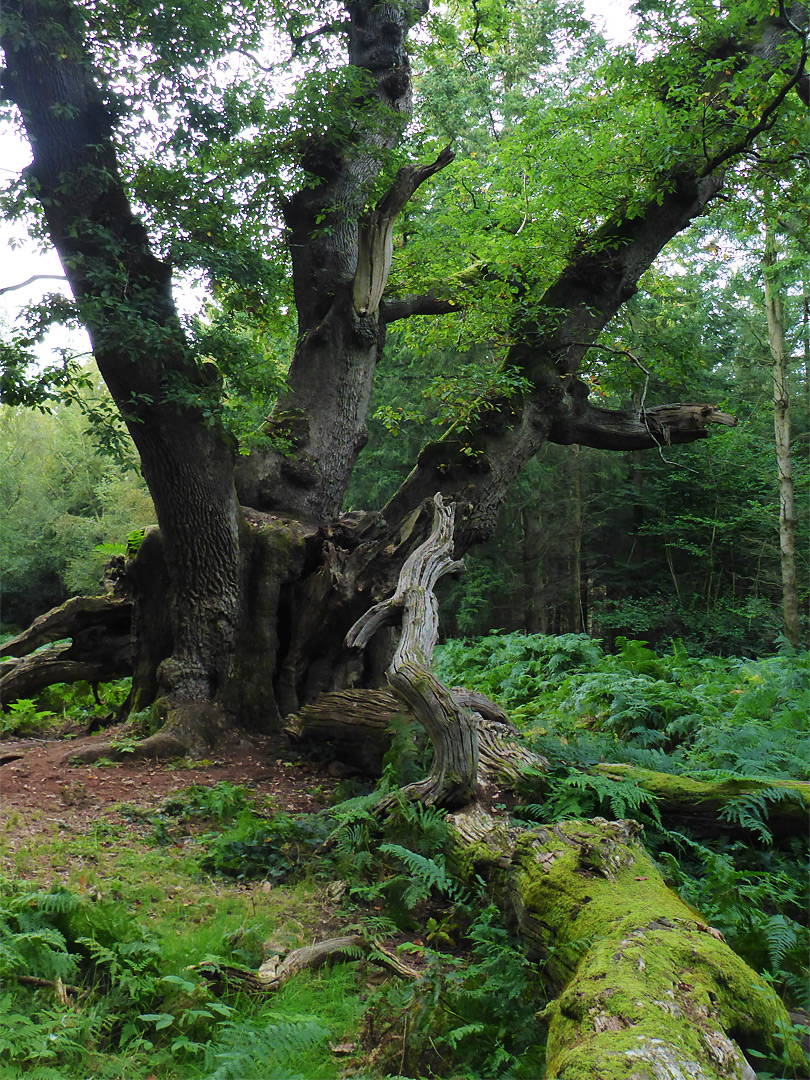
[353,146,455,317]
[449,807,803,1080]
[594,763,810,838]
[340,494,803,1078]
[285,685,547,788]
[196,935,419,995]
[0,596,132,706]
[551,401,738,451]
[346,495,480,808]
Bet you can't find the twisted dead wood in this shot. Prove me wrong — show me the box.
[346,495,480,809]
[195,935,419,995]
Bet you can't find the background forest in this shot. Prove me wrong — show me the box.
[3,211,807,651]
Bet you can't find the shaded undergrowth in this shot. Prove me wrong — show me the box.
[1,634,808,1078]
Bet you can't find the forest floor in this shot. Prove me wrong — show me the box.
[0,721,341,884]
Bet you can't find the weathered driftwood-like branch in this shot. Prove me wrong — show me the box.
[0,596,132,706]
[549,402,737,451]
[285,685,547,789]
[450,807,804,1080]
[346,495,480,808]
[353,146,455,317]
[196,935,419,995]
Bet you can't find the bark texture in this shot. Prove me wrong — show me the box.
[347,495,480,808]
[451,808,802,1080]
[2,0,242,711]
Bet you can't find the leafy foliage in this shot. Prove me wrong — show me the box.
[364,905,546,1079]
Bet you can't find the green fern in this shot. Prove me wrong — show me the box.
[379,844,467,906]
[203,1014,330,1079]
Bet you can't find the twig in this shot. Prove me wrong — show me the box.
[14,974,89,1000]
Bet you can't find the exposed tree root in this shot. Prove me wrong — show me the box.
[195,935,419,995]
[286,685,547,790]
[64,702,230,764]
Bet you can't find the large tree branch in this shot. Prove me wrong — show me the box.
[353,146,455,317]
[549,401,737,451]
[380,7,803,541]
[380,293,462,323]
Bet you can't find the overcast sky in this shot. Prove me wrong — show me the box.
[0,0,635,364]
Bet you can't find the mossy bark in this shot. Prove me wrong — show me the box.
[347,497,805,1079]
[451,809,804,1080]
[594,763,810,838]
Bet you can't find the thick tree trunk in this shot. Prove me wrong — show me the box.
[2,0,242,720]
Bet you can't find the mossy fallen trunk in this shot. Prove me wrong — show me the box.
[451,808,805,1080]
[594,763,810,839]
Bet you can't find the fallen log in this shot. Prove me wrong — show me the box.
[0,595,132,707]
[285,685,547,789]
[343,495,806,1079]
[452,807,805,1079]
[594,763,810,839]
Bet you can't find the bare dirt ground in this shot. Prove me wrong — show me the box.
[0,721,341,877]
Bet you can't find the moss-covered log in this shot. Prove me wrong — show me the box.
[339,496,805,1078]
[451,808,805,1080]
[594,763,810,838]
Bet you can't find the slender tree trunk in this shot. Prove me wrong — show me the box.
[764,222,801,647]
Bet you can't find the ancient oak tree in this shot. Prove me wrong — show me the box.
[2,0,805,736]
[2,2,808,1075]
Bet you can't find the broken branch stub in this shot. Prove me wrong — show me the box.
[352,146,455,317]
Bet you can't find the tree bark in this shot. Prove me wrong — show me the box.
[764,221,802,647]
[3,0,806,750]
[2,0,242,715]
